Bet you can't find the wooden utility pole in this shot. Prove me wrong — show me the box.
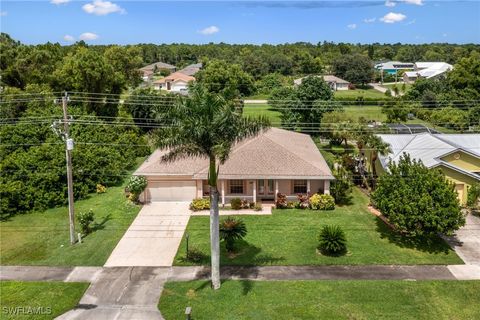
[52,92,76,244]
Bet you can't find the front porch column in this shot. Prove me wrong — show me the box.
[324,180,330,195]
[221,180,225,206]
[199,180,203,198]
[253,180,257,203]
[275,180,279,201]
[307,180,311,194]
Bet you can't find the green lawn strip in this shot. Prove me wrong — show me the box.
[334,88,387,100]
[343,105,386,122]
[0,182,142,266]
[174,188,461,266]
[243,104,282,125]
[382,83,413,93]
[0,281,88,320]
[243,93,270,100]
[159,280,480,320]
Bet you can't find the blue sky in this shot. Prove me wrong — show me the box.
[1,1,479,44]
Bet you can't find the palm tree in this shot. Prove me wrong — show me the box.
[152,85,270,289]
[219,217,247,253]
[366,135,391,188]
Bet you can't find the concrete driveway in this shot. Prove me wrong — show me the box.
[104,202,190,267]
[445,213,480,265]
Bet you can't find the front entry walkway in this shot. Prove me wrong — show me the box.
[104,202,190,267]
[445,213,480,266]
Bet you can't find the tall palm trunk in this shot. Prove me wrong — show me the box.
[208,157,221,289]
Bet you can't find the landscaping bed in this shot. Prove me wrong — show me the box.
[159,280,480,320]
[0,281,88,320]
[174,188,462,266]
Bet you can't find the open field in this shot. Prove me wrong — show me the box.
[243,104,282,125]
[334,88,387,100]
[173,188,461,266]
[159,280,480,320]
[0,181,142,266]
[0,281,88,320]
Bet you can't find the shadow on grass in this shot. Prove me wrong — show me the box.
[224,239,286,266]
[92,214,112,232]
[375,217,453,255]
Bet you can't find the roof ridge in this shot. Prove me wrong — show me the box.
[392,135,417,158]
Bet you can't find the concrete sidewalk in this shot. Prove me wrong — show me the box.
[104,202,190,267]
[444,213,480,266]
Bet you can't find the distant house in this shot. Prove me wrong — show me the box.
[177,63,202,76]
[371,133,480,205]
[139,62,177,81]
[294,75,350,91]
[403,62,453,83]
[374,61,415,75]
[152,72,195,93]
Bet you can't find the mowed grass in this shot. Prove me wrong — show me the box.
[334,88,386,100]
[0,182,142,266]
[343,105,386,122]
[243,104,282,125]
[174,188,461,266]
[0,281,88,320]
[159,280,480,320]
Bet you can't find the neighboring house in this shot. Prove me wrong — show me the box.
[152,72,195,93]
[139,61,177,81]
[134,128,335,204]
[403,62,453,83]
[177,63,202,76]
[374,61,415,75]
[294,75,350,91]
[372,133,480,205]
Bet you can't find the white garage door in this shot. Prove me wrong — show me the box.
[147,181,196,202]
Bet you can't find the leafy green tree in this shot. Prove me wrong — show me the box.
[151,85,269,289]
[372,154,465,237]
[196,59,255,98]
[330,166,353,205]
[382,102,411,123]
[332,54,374,85]
[104,46,143,88]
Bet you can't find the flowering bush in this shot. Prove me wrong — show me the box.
[96,184,107,194]
[309,194,335,210]
[126,176,148,202]
[190,198,210,211]
[275,193,288,209]
[296,194,310,209]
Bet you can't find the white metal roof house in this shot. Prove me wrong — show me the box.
[135,128,335,204]
[374,133,480,204]
[294,75,350,91]
[403,62,453,83]
[374,61,415,74]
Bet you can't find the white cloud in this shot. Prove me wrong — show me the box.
[363,18,376,23]
[385,0,396,7]
[79,32,99,41]
[402,0,423,5]
[380,12,407,24]
[63,35,75,42]
[347,24,357,30]
[82,0,125,16]
[198,26,220,35]
[50,0,70,4]
[0,11,7,16]
[405,19,416,25]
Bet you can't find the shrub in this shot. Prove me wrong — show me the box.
[96,184,107,194]
[190,198,210,211]
[275,193,288,209]
[241,198,250,209]
[254,203,263,211]
[330,167,353,205]
[467,183,480,209]
[77,209,95,235]
[310,194,335,210]
[126,176,148,202]
[296,194,310,209]
[287,201,296,209]
[186,247,207,263]
[230,198,242,210]
[318,225,347,255]
[219,217,247,252]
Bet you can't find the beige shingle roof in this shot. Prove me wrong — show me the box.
[135,128,334,179]
[153,72,195,84]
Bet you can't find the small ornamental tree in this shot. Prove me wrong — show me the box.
[126,175,148,202]
[219,217,247,252]
[372,154,465,237]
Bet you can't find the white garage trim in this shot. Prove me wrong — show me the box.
[144,180,196,202]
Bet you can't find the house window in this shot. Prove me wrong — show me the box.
[229,180,244,194]
[293,180,307,194]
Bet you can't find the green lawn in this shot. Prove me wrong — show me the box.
[243,104,282,125]
[0,182,142,266]
[159,280,480,320]
[343,105,386,122]
[243,93,270,100]
[174,188,461,266]
[0,281,88,320]
[382,83,413,93]
[335,88,386,100]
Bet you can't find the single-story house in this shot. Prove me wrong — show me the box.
[134,128,335,204]
[139,61,177,81]
[177,63,202,76]
[372,133,480,205]
[152,72,195,93]
[403,62,453,83]
[374,61,414,75]
[294,75,350,91]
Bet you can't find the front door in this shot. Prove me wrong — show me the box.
[257,179,265,195]
[257,179,274,198]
